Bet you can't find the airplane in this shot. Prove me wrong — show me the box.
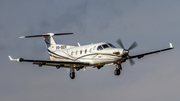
[9,33,174,79]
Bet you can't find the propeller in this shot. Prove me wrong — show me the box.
[128,56,135,66]
[116,39,138,66]
[128,41,138,51]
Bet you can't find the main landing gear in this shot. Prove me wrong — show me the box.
[114,64,122,76]
[69,64,75,79]
[69,72,75,79]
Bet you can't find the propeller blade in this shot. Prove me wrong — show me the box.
[129,58,135,66]
[116,39,124,49]
[128,41,138,51]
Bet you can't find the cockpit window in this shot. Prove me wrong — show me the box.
[108,43,116,48]
[102,44,109,49]
[97,45,103,50]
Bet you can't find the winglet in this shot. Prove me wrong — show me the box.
[169,43,174,49]
[8,56,21,62]
[8,56,13,60]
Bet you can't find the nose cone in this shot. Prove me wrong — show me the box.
[123,49,129,54]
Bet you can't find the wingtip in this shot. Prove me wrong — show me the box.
[8,56,13,60]
[8,56,21,62]
[169,43,174,49]
[19,36,25,38]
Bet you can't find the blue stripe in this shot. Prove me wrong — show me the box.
[76,53,121,60]
[75,53,98,60]
[104,54,121,57]
[47,49,72,60]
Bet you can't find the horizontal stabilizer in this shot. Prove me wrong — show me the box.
[19,33,73,38]
[8,56,22,62]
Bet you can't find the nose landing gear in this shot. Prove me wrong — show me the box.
[114,63,122,76]
[114,68,121,76]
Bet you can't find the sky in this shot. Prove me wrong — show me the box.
[0,0,180,101]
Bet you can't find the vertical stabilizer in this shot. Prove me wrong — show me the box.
[19,32,73,49]
[43,33,56,48]
[19,32,73,60]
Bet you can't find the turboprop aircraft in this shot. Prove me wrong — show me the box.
[9,33,174,79]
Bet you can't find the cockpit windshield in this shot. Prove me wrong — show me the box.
[97,45,103,50]
[102,44,109,49]
[97,43,116,51]
[107,43,116,48]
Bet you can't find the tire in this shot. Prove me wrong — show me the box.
[114,68,121,76]
[69,72,75,79]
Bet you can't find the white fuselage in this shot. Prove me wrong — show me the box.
[47,42,124,66]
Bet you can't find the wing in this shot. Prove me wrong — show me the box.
[129,43,174,59]
[8,56,90,67]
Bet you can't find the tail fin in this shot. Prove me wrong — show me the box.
[43,33,56,48]
[20,33,73,48]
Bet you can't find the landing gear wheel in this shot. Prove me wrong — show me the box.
[69,72,75,79]
[114,68,121,76]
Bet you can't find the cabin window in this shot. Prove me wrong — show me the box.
[85,49,87,54]
[97,45,103,50]
[76,51,78,55]
[80,50,82,54]
[71,51,73,55]
[93,46,96,50]
[90,48,92,53]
